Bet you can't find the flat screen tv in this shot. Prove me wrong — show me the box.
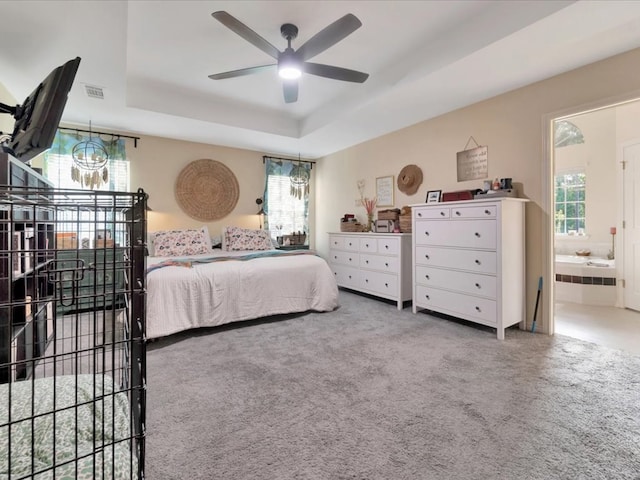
[0,56,81,163]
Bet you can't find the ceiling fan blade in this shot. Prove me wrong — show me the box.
[303,62,369,83]
[296,13,362,61]
[212,11,281,59]
[209,64,276,80]
[283,80,299,103]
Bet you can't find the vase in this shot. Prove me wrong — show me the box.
[366,213,374,232]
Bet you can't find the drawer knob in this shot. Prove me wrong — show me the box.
[349,258,352,261]
[334,255,337,259]
[385,262,389,267]
[455,211,461,216]
[384,283,388,288]
[348,275,352,279]
[365,260,369,264]
[385,245,389,249]
[425,255,430,260]
[484,209,491,215]
[418,212,423,217]
[475,306,481,312]
[424,231,430,236]
[366,243,369,247]
[475,259,481,265]
[474,232,481,237]
[440,211,445,216]
[425,274,430,280]
[425,294,430,300]
[475,283,481,288]
[365,279,369,283]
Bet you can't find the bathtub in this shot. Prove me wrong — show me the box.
[555,254,616,306]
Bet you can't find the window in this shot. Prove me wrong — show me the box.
[43,130,130,246]
[43,130,129,191]
[263,157,310,242]
[554,120,585,148]
[555,170,586,234]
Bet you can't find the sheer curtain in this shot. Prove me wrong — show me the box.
[263,157,310,242]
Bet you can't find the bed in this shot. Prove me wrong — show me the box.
[146,248,340,339]
[0,375,137,479]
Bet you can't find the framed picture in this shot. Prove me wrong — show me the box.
[426,190,441,203]
[376,175,394,207]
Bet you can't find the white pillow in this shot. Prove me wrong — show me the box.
[149,226,212,257]
[223,226,274,251]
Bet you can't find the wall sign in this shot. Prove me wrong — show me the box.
[457,144,488,182]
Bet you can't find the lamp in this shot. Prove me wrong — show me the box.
[278,52,301,79]
[608,226,616,260]
[256,198,265,229]
[277,27,302,79]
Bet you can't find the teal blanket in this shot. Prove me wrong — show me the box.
[147,249,316,274]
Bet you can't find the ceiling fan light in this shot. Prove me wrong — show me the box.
[279,66,301,79]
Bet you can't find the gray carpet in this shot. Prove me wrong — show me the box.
[145,290,640,480]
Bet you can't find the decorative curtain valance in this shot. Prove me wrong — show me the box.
[50,130,126,159]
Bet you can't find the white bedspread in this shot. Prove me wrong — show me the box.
[146,250,339,339]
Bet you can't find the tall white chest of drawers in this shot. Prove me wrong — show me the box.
[328,233,412,309]
[411,198,527,339]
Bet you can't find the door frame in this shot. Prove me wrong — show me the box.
[619,138,640,309]
[542,90,640,335]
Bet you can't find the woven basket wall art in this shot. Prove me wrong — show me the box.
[175,159,239,221]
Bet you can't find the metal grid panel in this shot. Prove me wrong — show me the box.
[0,186,146,479]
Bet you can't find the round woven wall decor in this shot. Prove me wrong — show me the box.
[175,159,239,221]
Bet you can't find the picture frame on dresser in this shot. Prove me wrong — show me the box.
[426,190,441,203]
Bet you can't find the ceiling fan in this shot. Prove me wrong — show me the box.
[209,11,369,103]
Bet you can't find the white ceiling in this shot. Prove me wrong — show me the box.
[3,1,640,159]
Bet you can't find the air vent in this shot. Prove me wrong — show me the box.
[84,85,104,99]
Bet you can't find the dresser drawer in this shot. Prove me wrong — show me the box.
[415,286,497,326]
[414,246,497,274]
[359,237,378,253]
[360,270,398,296]
[331,264,360,289]
[450,205,497,219]
[329,250,360,267]
[377,238,399,255]
[360,254,399,273]
[415,219,496,249]
[329,235,359,252]
[415,207,449,219]
[415,266,496,299]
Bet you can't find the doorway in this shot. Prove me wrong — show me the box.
[550,100,640,354]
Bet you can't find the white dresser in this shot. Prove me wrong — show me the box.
[411,198,527,339]
[328,232,412,309]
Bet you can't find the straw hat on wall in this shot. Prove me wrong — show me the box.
[397,164,423,195]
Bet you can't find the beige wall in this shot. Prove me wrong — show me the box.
[316,47,640,334]
[129,133,265,235]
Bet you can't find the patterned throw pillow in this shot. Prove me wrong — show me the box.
[152,227,212,257]
[224,226,274,251]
